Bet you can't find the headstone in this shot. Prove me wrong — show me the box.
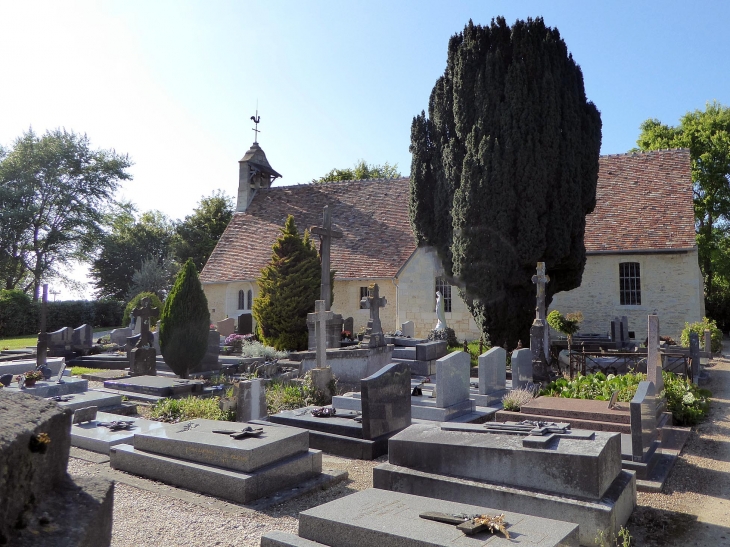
[401,320,415,338]
[621,316,630,341]
[343,316,354,337]
[646,315,663,394]
[435,351,470,409]
[131,298,158,348]
[237,313,253,335]
[216,317,235,337]
[479,346,506,394]
[36,283,48,368]
[235,379,267,422]
[361,362,411,440]
[47,326,73,356]
[689,331,700,385]
[610,319,620,343]
[360,283,387,348]
[511,348,533,390]
[310,204,343,311]
[629,381,658,463]
[72,406,98,424]
[71,324,93,352]
[530,262,550,382]
[129,298,159,376]
[110,327,133,346]
[704,329,712,355]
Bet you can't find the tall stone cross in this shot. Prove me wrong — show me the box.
[313,299,334,368]
[530,262,551,379]
[310,205,343,311]
[531,262,550,323]
[360,283,387,337]
[36,283,48,368]
[132,298,159,348]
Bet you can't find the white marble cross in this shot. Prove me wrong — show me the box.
[313,300,334,368]
[310,205,343,311]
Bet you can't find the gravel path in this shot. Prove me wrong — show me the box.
[69,354,730,546]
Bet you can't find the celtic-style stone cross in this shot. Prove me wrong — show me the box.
[360,283,387,336]
[531,262,550,322]
[312,300,334,368]
[310,205,343,311]
[132,298,159,348]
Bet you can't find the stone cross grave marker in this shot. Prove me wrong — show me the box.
[646,315,663,393]
[313,300,334,369]
[689,331,700,385]
[310,205,343,311]
[132,298,159,348]
[36,283,49,369]
[360,283,387,346]
[530,262,550,380]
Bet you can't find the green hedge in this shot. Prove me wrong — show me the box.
[0,290,124,336]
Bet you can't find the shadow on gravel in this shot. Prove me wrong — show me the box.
[627,506,730,546]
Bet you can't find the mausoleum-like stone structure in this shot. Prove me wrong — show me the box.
[0,390,114,546]
[374,422,636,545]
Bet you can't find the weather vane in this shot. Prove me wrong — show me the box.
[250,109,261,144]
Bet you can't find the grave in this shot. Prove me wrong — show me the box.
[238,313,253,334]
[236,378,267,422]
[2,376,87,398]
[410,350,474,420]
[71,411,170,454]
[51,390,125,412]
[110,327,133,346]
[110,418,327,504]
[262,488,579,547]
[103,375,205,398]
[374,422,635,546]
[216,317,236,337]
[129,297,159,376]
[193,329,222,372]
[401,320,415,338]
[71,324,93,352]
[471,346,509,406]
[0,390,113,546]
[47,326,73,357]
[529,262,551,382]
[389,337,448,376]
[269,362,411,459]
[0,356,65,378]
[510,348,533,390]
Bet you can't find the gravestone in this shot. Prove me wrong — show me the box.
[263,488,580,547]
[689,332,700,385]
[621,316,630,341]
[47,326,73,356]
[72,324,93,352]
[360,283,387,348]
[238,313,253,334]
[129,298,159,376]
[473,346,508,406]
[704,329,712,358]
[110,327,133,346]
[217,317,235,337]
[530,262,551,382]
[343,316,354,337]
[361,361,411,440]
[436,351,470,409]
[646,315,664,394]
[401,320,415,338]
[630,381,658,464]
[236,378,267,422]
[511,348,533,390]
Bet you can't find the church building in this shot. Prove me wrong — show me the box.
[201,143,703,343]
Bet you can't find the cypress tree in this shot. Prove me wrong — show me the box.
[253,215,321,351]
[410,17,602,346]
[159,258,210,378]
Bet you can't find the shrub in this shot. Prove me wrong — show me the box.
[150,395,234,422]
[0,290,34,336]
[239,340,288,360]
[266,380,308,414]
[680,317,723,353]
[429,327,458,347]
[122,292,164,328]
[663,371,711,426]
[502,385,538,411]
[159,259,210,378]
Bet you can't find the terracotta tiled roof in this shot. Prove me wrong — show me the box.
[200,178,417,283]
[585,149,696,253]
[202,150,696,283]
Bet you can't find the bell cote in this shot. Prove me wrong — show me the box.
[236,142,282,212]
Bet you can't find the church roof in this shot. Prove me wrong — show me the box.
[201,149,696,284]
[586,148,696,253]
[200,178,416,283]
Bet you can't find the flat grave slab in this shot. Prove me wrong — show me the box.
[52,390,123,411]
[269,407,364,438]
[103,375,205,397]
[0,357,65,377]
[264,488,579,547]
[71,411,168,454]
[520,397,630,424]
[131,418,309,472]
[3,376,87,398]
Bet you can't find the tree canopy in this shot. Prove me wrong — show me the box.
[172,190,233,271]
[409,18,601,346]
[0,128,132,300]
[635,101,730,318]
[253,215,321,350]
[313,159,401,183]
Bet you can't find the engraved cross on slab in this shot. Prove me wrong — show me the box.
[310,205,343,311]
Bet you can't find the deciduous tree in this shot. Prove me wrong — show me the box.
[173,190,233,271]
[409,18,601,346]
[313,159,401,183]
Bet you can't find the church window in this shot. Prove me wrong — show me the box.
[619,262,641,305]
[247,289,253,310]
[435,277,452,312]
[360,286,369,300]
[238,290,245,310]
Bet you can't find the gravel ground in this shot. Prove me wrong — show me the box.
[70,354,730,547]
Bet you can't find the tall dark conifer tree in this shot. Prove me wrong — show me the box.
[410,17,602,346]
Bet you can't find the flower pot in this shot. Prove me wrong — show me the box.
[24,379,37,387]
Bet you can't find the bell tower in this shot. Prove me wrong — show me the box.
[236,112,282,212]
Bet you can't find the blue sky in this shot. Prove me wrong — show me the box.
[1,0,729,297]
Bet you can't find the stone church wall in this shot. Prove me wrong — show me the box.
[549,250,705,342]
[332,279,396,335]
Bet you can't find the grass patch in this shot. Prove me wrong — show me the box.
[70,366,102,377]
[0,335,37,350]
[150,396,235,423]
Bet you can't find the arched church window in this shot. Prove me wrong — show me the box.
[238,290,245,310]
[247,289,253,310]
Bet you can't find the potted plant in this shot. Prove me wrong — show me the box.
[18,370,45,387]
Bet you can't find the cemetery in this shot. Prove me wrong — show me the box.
[2,9,729,547]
